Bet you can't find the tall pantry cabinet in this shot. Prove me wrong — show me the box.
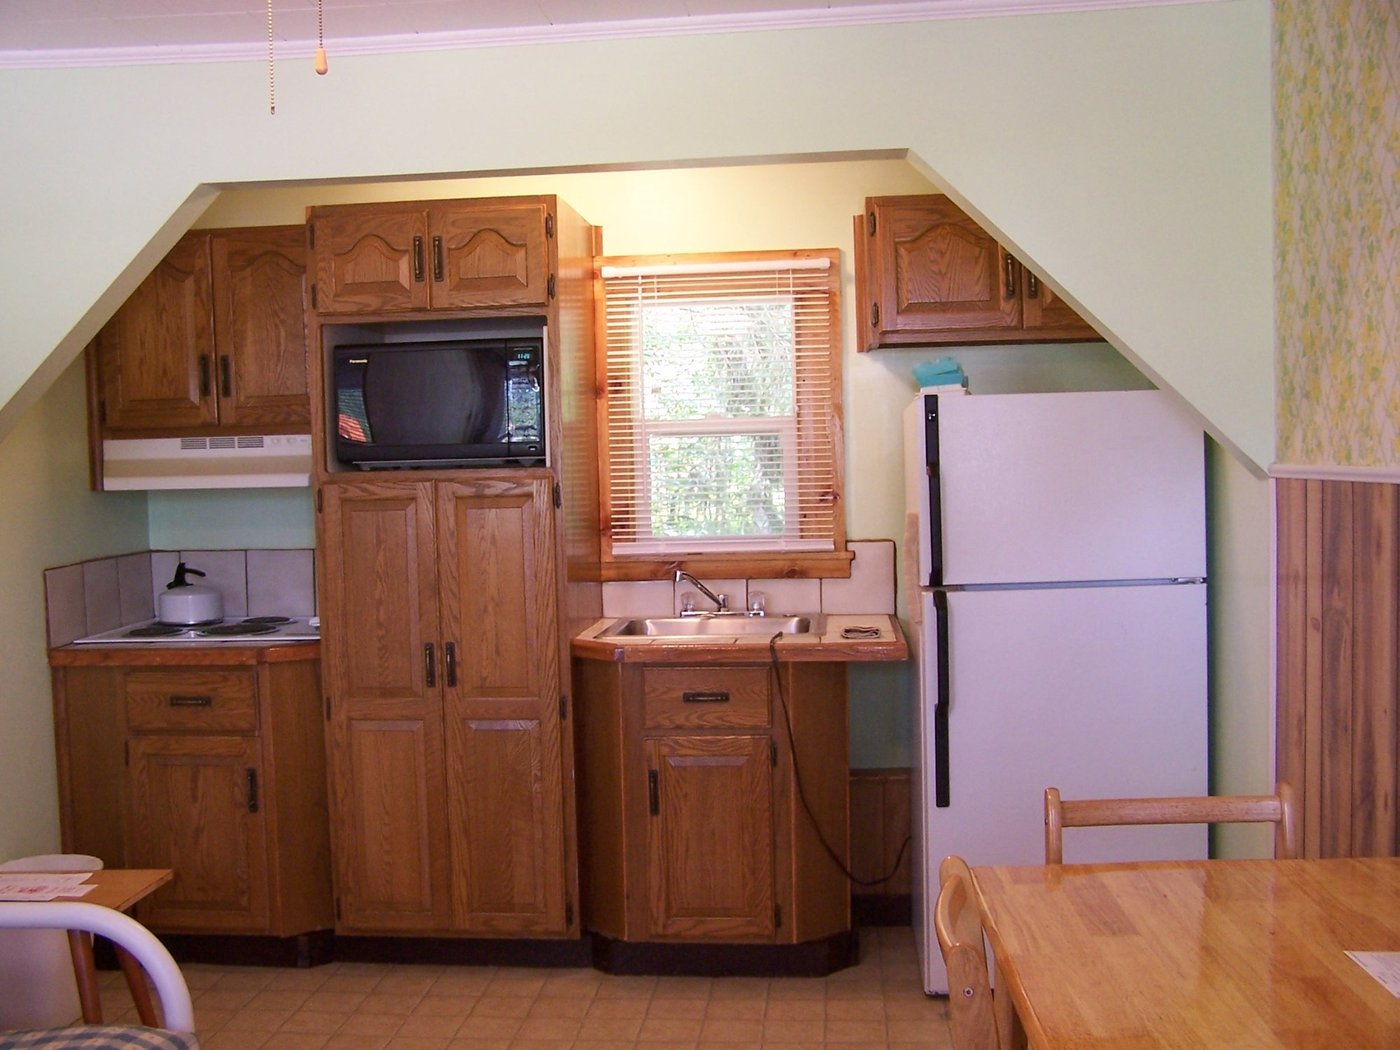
[306,195,602,940]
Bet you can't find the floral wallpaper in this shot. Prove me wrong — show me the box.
[1275,0,1400,468]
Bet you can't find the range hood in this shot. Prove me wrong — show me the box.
[101,435,313,490]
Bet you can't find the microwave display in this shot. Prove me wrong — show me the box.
[334,338,544,467]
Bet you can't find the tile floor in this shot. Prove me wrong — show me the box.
[99,927,951,1049]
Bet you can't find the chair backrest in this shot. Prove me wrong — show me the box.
[934,855,1002,1050]
[1043,781,1299,864]
[0,900,195,1034]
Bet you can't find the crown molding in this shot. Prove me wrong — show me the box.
[0,0,1222,70]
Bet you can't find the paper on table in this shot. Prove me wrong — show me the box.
[0,873,95,901]
[1346,951,1400,997]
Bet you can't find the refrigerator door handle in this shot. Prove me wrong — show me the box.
[933,588,951,808]
[924,397,944,588]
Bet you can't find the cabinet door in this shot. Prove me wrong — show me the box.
[428,201,551,310]
[98,232,217,430]
[127,735,269,931]
[864,195,1019,345]
[211,226,311,427]
[645,734,775,940]
[310,204,430,314]
[436,477,569,934]
[1020,268,1099,339]
[320,480,452,930]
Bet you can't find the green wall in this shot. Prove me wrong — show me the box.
[0,2,1278,857]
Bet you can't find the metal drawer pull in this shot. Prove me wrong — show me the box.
[246,768,259,813]
[682,690,730,704]
[168,695,213,707]
[444,641,457,688]
[648,769,659,815]
[424,643,436,687]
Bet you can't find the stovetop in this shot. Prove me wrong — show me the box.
[72,615,319,646]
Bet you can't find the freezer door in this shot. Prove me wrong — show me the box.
[932,390,1206,586]
[913,581,1207,993]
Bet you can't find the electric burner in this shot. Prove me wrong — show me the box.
[197,621,279,637]
[242,615,292,625]
[124,624,185,638]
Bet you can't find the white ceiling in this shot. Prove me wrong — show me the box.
[0,1,1187,67]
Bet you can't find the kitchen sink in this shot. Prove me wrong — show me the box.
[600,614,820,637]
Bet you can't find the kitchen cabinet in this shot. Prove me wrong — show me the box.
[48,646,332,939]
[573,657,850,959]
[307,197,553,315]
[317,474,575,937]
[95,226,310,433]
[854,194,1100,349]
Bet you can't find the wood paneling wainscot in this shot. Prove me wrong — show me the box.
[1276,476,1399,858]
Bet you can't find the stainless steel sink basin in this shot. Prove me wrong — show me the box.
[601,614,819,637]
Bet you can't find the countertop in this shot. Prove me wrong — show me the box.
[49,640,320,667]
[571,613,907,664]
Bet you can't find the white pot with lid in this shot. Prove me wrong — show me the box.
[158,562,225,625]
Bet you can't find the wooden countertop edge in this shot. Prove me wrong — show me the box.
[49,640,321,667]
[570,617,908,664]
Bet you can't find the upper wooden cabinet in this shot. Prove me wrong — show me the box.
[854,194,1100,349]
[96,226,310,433]
[307,197,554,315]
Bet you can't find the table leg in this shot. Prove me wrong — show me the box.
[115,943,160,1026]
[65,929,103,1024]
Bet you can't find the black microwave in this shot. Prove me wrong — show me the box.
[333,337,545,468]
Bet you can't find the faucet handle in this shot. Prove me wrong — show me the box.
[679,592,696,614]
[748,591,766,615]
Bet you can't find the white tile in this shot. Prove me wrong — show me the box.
[821,539,896,614]
[82,559,122,634]
[602,580,675,618]
[44,563,87,648]
[247,549,316,617]
[746,578,821,615]
[117,553,154,624]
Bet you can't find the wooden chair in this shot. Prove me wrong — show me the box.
[1043,781,1299,864]
[934,855,1002,1050]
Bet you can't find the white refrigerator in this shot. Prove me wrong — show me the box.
[904,390,1209,995]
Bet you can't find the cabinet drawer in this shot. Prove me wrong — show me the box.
[124,670,258,732]
[642,667,770,730]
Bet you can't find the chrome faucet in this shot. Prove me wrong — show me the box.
[674,569,728,613]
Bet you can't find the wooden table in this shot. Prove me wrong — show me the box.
[973,858,1400,1049]
[12,867,172,1026]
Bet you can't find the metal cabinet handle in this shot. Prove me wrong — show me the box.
[246,768,260,813]
[648,769,660,816]
[412,236,424,282]
[198,355,211,398]
[1003,253,1017,298]
[432,236,444,283]
[424,642,436,687]
[682,690,730,704]
[219,355,232,397]
[444,641,457,688]
[1027,271,1040,299]
[168,695,212,707]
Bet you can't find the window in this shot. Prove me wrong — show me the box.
[597,249,848,579]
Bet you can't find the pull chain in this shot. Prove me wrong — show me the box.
[315,0,328,75]
[266,0,276,114]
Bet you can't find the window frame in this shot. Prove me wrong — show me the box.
[594,248,851,582]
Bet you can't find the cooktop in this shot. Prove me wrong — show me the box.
[72,615,319,645]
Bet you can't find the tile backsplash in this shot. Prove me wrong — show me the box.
[43,548,317,648]
[600,539,896,619]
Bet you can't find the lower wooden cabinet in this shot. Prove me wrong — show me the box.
[573,658,850,945]
[49,648,333,938]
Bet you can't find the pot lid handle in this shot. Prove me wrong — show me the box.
[168,562,206,589]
